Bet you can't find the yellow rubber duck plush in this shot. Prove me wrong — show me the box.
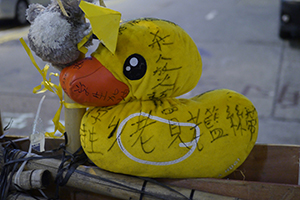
[60,4,258,178]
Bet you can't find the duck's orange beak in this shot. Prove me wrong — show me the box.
[60,57,129,107]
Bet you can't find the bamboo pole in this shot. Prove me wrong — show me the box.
[11,169,51,190]
[6,149,235,200]
[7,193,47,200]
[64,95,86,153]
[160,178,300,200]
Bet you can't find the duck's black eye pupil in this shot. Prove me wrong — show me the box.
[123,54,147,80]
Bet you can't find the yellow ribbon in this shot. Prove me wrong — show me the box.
[20,38,87,138]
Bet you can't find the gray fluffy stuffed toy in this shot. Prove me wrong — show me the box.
[26,0,94,71]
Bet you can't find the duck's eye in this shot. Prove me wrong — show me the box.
[123,54,147,80]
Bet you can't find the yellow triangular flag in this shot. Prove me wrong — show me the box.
[79,1,121,54]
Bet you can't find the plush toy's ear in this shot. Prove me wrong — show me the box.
[26,4,46,23]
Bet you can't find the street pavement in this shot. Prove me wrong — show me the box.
[0,0,300,145]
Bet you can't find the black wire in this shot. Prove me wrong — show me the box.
[0,132,190,200]
[0,143,26,200]
[0,139,65,200]
[139,177,190,200]
[3,154,64,166]
[3,118,13,131]
[56,148,88,186]
[74,169,181,200]
[12,185,40,200]
[52,132,89,199]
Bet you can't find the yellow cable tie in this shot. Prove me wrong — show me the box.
[77,31,93,54]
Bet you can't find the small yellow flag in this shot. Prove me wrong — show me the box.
[79,1,121,54]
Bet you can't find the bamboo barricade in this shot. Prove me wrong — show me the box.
[64,95,86,153]
[1,147,235,200]
[7,193,47,200]
[160,178,300,200]
[1,136,300,199]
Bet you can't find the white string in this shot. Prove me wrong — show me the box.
[13,95,46,188]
